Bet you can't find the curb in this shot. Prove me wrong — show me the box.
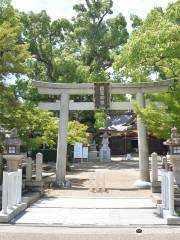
[0,192,41,223]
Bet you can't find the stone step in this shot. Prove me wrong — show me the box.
[31,197,156,209]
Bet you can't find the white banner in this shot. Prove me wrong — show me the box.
[74,142,83,158]
[82,147,88,159]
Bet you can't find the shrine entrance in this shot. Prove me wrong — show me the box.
[33,79,176,188]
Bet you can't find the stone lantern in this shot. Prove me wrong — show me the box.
[164,127,180,185]
[99,115,111,162]
[4,128,24,171]
[99,131,111,162]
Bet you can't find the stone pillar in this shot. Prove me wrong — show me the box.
[2,169,8,214]
[151,152,158,182]
[135,92,150,188]
[26,157,32,181]
[168,168,174,216]
[36,153,43,181]
[56,92,69,182]
[0,153,3,184]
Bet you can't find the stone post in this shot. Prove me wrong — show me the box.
[151,152,158,182]
[8,172,14,209]
[168,167,174,216]
[56,92,69,182]
[17,166,22,204]
[0,153,3,184]
[162,156,168,170]
[135,92,150,188]
[2,168,8,214]
[161,167,166,209]
[26,157,32,182]
[36,153,43,181]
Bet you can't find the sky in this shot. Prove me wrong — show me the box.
[11,0,175,29]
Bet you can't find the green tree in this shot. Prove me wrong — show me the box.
[114,1,180,138]
[71,0,129,82]
[20,10,88,83]
[113,1,180,82]
[20,0,128,83]
[0,0,30,80]
[94,111,106,128]
[134,84,180,139]
[21,11,64,82]
[0,82,89,149]
[68,121,89,145]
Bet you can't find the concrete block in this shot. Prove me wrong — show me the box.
[0,191,41,223]
[22,192,41,206]
[163,209,180,225]
[0,202,27,223]
[151,181,161,193]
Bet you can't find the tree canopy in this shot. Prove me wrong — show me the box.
[0,0,89,150]
[20,0,128,83]
[113,1,180,82]
[113,1,180,138]
[0,0,30,80]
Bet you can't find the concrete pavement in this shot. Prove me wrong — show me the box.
[1,226,180,240]
[11,196,165,226]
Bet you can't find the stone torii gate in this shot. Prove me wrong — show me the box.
[33,79,176,188]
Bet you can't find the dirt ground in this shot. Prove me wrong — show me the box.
[44,159,151,198]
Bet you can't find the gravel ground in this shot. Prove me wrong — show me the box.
[44,159,151,198]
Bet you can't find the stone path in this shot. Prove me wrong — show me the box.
[11,159,164,226]
[12,197,165,226]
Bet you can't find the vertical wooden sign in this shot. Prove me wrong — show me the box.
[94,83,111,110]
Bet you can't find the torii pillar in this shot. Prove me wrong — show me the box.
[135,92,150,188]
[56,93,69,182]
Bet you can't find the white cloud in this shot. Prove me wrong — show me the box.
[12,0,175,22]
[113,0,174,20]
[12,0,84,20]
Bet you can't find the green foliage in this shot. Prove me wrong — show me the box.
[67,120,89,145]
[19,0,128,83]
[0,84,58,149]
[134,84,180,139]
[1,81,89,149]
[114,2,180,81]
[11,78,40,104]
[0,144,4,153]
[113,2,180,138]
[0,0,30,80]
[130,14,143,29]
[94,111,106,128]
[72,0,129,81]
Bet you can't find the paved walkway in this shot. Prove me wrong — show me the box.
[12,196,165,226]
[11,159,164,227]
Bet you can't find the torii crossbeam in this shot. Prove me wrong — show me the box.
[33,79,177,188]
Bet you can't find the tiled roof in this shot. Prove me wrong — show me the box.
[107,112,136,132]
